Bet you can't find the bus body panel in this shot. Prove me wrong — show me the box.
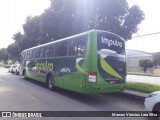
[22,56,87,93]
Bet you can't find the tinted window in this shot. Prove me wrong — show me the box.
[44,45,50,57]
[54,41,69,57]
[24,51,27,60]
[68,35,87,56]
[32,49,36,59]
[28,50,33,59]
[54,42,61,56]
[21,52,25,60]
[26,51,29,59]
[40,47,45,58]
[50,44,55,57]
[35,48,40,58]
[68,38,77,56]
[61,41,68,56]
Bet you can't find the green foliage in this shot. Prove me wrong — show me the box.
[139,59,153,72]
[7,43,21,60]
[0,48,8,62]
[126,82,160,93]
[43,0,144,40]
[10,0,144,57]
[153,52,160,66]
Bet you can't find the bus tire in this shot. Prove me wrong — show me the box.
[47,75,56,90]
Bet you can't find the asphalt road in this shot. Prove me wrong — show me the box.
[127,74,160,85]
[0,68,149,120]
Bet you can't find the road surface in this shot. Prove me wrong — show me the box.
[0,68,149,120]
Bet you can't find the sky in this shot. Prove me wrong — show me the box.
[0,0,50,49]
[127,0,160,53]
[0,0,160,53]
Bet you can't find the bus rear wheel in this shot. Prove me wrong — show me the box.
[47,75,56,90]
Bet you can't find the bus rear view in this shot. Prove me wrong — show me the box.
[85,30,126,94]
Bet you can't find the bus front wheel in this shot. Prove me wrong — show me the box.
[47,75,56,90]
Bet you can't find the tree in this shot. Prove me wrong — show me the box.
[153,52,160,66]
[7,43,21,60]
[40,0,145,40]
[12,0,145,52]
[139,59,153,72]
[0,48,8,62]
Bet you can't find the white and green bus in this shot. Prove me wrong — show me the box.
[20,30,126,94]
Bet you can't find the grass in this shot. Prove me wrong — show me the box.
[127,72,160,77]
[125,82,160,93]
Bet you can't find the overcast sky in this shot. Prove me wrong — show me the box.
[0,0,50,49]
[127,0,160,53]
[0,0,159,53]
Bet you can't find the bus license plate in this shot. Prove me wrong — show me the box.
[110,81,116,84]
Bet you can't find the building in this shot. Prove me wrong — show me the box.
[126,49,153,73]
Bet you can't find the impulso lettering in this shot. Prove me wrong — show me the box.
[35,60,53,73]
[101,36,122,47]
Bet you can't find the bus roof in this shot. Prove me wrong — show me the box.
[22,29,125,52]
[22,29,95,52]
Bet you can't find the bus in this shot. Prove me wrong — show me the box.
[20,30,126,94]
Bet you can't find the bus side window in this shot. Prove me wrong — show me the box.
[54,43,61,57]
[24,51,26,60]
[40,47,44,58]
[50,44,54,57]
[61,41,68,56]
[32,49,35,59]
[44,45,50,57]
[68,37,87,56]
[29,50,33,59]
[26,51,29,59]
[35,48,40,58]
[77,37,87,56]
[68,39,77,56]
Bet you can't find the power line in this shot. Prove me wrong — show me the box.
[132,32,160,38]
